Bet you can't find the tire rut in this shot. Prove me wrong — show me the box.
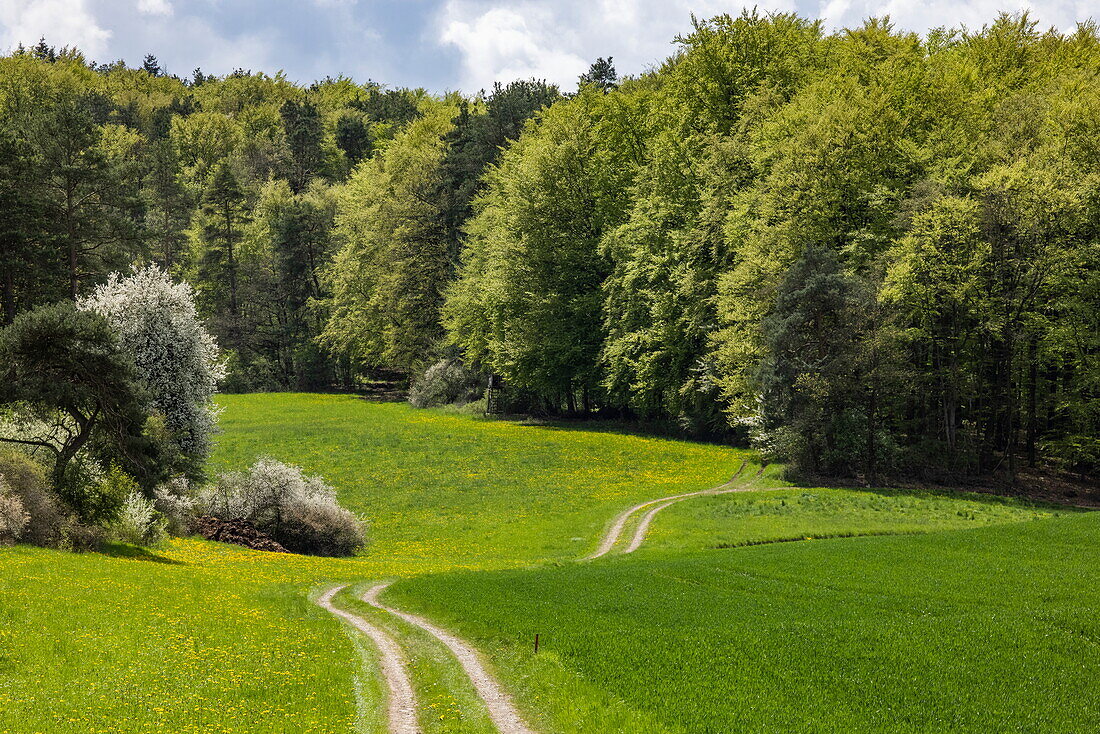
[316,585,420,734]
[587,461,764,560]
[363,583,536,734]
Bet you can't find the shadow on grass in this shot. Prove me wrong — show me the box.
[473,411,745,449]
[790,484,1093,513]
[99,542,187,565]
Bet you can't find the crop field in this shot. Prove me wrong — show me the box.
[0,393,1091,733]
[633,485,1065,554]
[387,513,1100,733]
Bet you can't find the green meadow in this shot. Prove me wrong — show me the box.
[0,393,1091,733]
[388,513,1100,733]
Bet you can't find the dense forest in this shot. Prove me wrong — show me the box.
[0,13,1097,483]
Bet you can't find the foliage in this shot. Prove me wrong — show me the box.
[152,476,199,535]
[443,11,1098,478]
[407,359,485,408]
[322,101,458,374]
[0,448,66,547]
[0,476,28,545]
[110,490,167,546]
[0,303,159,503]
[0,11,1097,482]
[444,88,639,411]
[79,266,225,479]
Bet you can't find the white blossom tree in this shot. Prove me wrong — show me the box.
[80,266,225,477]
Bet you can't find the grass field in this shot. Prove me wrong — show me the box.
[387,513,1100,733]
[210,393,750,566]
[0,393,1091,733]
[634,485,1067,554]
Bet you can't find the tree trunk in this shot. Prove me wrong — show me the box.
[224,202,238,316]
[67,184,79,298]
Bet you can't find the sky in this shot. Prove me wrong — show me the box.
[0,0,1093,93]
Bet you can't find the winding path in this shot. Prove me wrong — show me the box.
[586,461,763,560]
[320,460,774,731]
[316,585,420,734]
[363,583,536,734]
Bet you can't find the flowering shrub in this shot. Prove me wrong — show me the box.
[79,266,225,477]
[111,491,167,546]
[201,458,364,556]
[153,476,199,535]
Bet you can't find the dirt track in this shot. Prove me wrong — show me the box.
[586,461,765,559]
[316,585,420,734]
[321,461,776,732]
[363,582,535,734]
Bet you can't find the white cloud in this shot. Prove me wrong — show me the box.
[136,0,170,16]
[435,0,794,92]
[439,4,588,92]
[0,0,110,56]
[435,0,1093,93]
[815,0,1065,33]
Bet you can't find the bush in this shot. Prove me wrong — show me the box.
[60,521,105,552]
[0,448,67,548]
[153,476,199,535]
[279,500,366,557]
[110,491,167,546]
[0,477,28,545]
[59,460,134,527]
[408,359,485,408]
[200,458,364,556]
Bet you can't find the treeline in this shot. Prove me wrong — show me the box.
[0,42,501,389]
[1,13,1097,481]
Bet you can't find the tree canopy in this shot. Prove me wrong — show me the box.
[0,14,1096,480]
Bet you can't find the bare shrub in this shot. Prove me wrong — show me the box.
[200,458,364,556]
[280,499,366,557]
[60,521,105,552]
[408,359,485,408]
[0,478,28,545]
[0,448,67,548]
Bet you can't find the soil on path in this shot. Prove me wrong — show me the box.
[316,585,421,734]
[363,583,536,734]
[586,461,772,560]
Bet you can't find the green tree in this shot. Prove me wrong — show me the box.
[42,90,144,298]
[578,57,617,92]
[194,160,249,347]
[280,99,324,192]
[323,102,456,375]
[0,303,157,507]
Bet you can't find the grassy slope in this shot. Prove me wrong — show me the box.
[0,542,375,734]
[0,394,746,733]
[0,393,1083,733]
[210,394,749,567]
[387,513,1100,733]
